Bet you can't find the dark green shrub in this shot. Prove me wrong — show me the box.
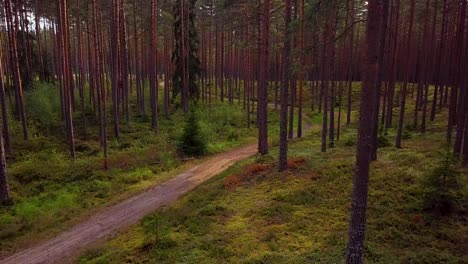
[177,108,207,157]
[25,83,61,131]
[421,154,464,216]
[402,129,413,140]
[344,137,356,147]
[377,136,391,148]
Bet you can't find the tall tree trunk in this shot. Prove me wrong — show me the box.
[120,1,130,125]
[371,0,389,161]
[384,0,400,129]
[258,0,270,155]
[431,0,447,121]
[5,0,28,140]
[288,0,298,140]
[396,0,415,149]
[111,0,121,138]
[420,0,438,133]
[453,0,467,156]
[0,118,9,203]
[92,0,108,169]
[35,0,45,82]
[328,7,338,148]
[449,0,466,148]
[150,0,159,129]
[321,14,330,153]
[346,0,355,126]
[164,3,170,118]
[346,1,383,262]
[413,0,430,130]
[297,0,305,138]
[57,0,76,158]
[76,0,87,138]
[0,50,12,154]
[279,0,292,171]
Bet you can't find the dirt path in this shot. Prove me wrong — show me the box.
[1,144,258,264]
[1,112,312,264]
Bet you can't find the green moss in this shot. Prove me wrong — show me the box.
[1,83,283,255]
[78,104,466,263]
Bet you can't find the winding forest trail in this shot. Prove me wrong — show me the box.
[1,144,260,264]
[1,111,312,264]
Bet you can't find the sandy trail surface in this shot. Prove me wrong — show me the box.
[1,144,258,264]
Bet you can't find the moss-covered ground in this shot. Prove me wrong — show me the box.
[0,81,282,257]
[78,96,466,264]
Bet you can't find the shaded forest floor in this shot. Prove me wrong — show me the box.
[1,144,261,264]
[0,81,283,258]
[79,110,467,263]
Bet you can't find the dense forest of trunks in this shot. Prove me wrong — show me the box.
[0,0,466,262]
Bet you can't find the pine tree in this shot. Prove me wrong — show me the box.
[178,108,206,157]
[279,0,292,171]
[172,0,201,112]
[346,0,384,262]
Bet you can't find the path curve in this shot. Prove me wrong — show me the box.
[1,111,312,264]
[1,144,258,264]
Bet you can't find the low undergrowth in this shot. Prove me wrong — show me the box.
[78,116,466,264]
[0,82,282,257]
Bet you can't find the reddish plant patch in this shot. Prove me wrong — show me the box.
[287,157,307,169]
[224,175,242,189]
[410,214,427,226]
[224,163,273,189]
[106,153,136,169]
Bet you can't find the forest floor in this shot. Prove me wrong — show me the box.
[0,144,259,264]
[0,110,311,264]
[0,82,284,259]
[77,110,467,264]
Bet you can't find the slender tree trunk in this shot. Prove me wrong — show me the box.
[0,119,9,203]
[431,0,447,121]
[297,0,305,138]
[384,0,400,129]
[5,0,28,140]
[346,1,383,262]
[164,4,170,118]
[328,7,338,148]
[150,0,159,129]
[449,0,466,147]
[321,15,330,153]
[396,0,415,149]
[413,0,430,130]
[371,0,389,161]
[421,0,437,133]
[120,1,130,125]
[453,0,467,156]
[92,0,108,169]
[111,0,121,138]
[346,0,355,126]
[76,0,87,138]
[0,51,12,154]
[57,0,76,158]
[288,0,298,140]
[279,0,292,171]
[258,0,270,155]
[35,0,45,81]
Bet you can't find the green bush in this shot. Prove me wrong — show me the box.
[377,136,391,148]
[420,154,464,216]
[344,137,356,147]
[402,129,413,140]
[10,151,69,184]
[177,108,207,157]
[25,82,61,131]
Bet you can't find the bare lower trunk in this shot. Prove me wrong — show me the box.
[258,0,270,155]
[346,0,383,262]
[279,0,291,171]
